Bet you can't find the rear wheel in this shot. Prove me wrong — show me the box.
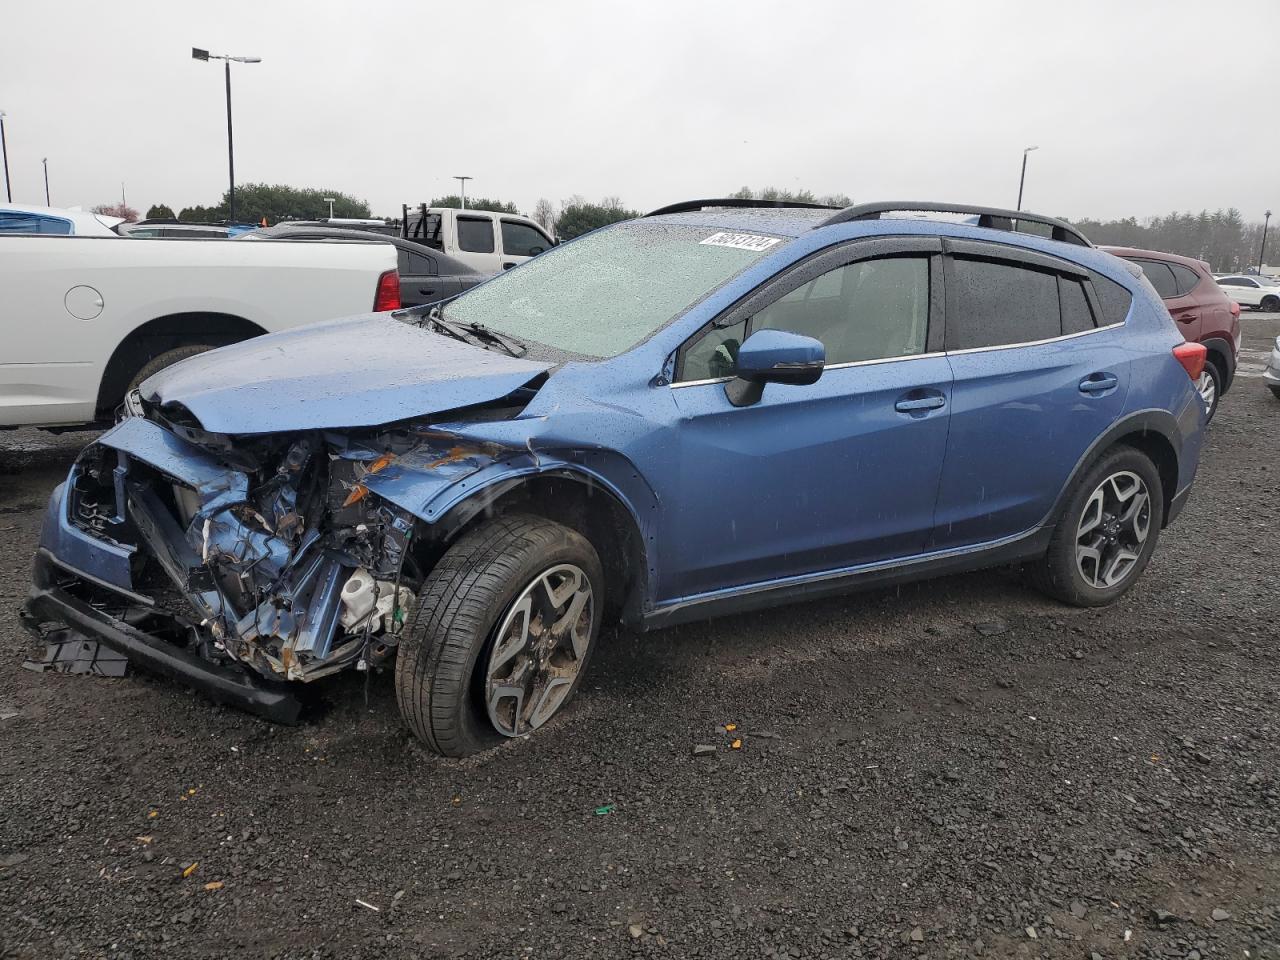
[127,344,215,392]
[1197,359,1222,421]
[1260,295,1280,312]
[1030,447,1164,607]
[395,514,604,757]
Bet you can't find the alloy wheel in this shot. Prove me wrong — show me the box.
[1197,369,1217,416]
[485,564,595,737]
[1075,471,1151,589]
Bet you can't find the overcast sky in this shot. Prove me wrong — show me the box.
[3,0,1276,223]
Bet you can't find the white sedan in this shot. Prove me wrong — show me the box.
[1216,274,1280,312]
[0,203,123,236]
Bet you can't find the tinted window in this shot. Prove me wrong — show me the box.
[1216,278,1241,287]
[398,249,438,276]
[948,258,1060,349]
[457,217,495,253]
[1089,271,1133,326]
[0,212,72,234]
[681,318,747,381]
[1060,278,1095,334]
[501,220,550,257]
[1168,263,1201,296]
[752,256,930,364]
[1134,259,1178,299]
[406,212,444,250]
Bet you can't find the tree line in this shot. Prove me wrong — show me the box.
[1067,210,1271,273]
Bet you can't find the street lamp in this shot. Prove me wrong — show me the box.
[192,48,262,223]
[1016,145,1039,211]
[0,111,11,203]
[324,196,336,219]
[1259,210,1272,276]
[454,175,472,210]
[42,157,49,205]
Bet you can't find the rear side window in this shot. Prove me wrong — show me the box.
[1089,271,1134,326]
[457,216,495,253]
[1060,278,1095,335]
[1133,259,1178,299]
[1169,263,1201,295]
[947,258,1060,349]
[0,212,72,234]
[501,220,550,257]
[398,249,438,276]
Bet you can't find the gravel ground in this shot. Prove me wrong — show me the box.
[1,317,1278,960]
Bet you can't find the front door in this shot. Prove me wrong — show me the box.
[660,239,953,600]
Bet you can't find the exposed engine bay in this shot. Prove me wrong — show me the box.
[66,416,443,685]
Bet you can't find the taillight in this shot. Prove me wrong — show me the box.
[1230,301,1240,320]
[1172,341,1207,380]
[373,269,400,311]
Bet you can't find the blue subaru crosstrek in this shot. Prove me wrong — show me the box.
[24,200,1208,755]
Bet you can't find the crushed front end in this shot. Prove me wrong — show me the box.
[22,413,458,722]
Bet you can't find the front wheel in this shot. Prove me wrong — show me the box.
[127,344,215,392]
[395,514,604,757]
[1030,447,1164,607]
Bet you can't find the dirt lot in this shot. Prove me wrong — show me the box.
[1,318,1277,960]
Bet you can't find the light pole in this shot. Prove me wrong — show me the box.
[324,196,336,219]
[42,157,49,205]
[454,175,472,210]
[0,111,11,203]
[1259,210,1272,276]
[1016,145,1038,211]
[192,48,262,223]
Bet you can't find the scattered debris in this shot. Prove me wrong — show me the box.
[908,926,925,942]
[22,632,128,677]
[135,835,153,844]
[1025,926,1037,939]
[628,923,643,939]
[181,862,199,879]
[974,620,1010,637]
[1149,908,1179,926]
[593,804,615,816]
[355,898,380,912]
[1210,907,1231,922]
[1070,900,1088,920]
[204,881,223,891]
[731,739,742,750]
[692,744,716,757]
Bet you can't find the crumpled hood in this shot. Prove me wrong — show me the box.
[139,313,552,434]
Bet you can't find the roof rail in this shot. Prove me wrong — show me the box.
[646,197,840,218]
[818,201,1092,247]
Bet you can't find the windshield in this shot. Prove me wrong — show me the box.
[442,221,783,358]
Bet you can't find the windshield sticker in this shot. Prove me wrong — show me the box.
[699,232,782,252]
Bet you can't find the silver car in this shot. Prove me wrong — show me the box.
[1265,335,1280,400]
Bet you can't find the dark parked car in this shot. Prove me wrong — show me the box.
[243,225,492,307]
[27,200,1207,756]
[1103,246,1241,420]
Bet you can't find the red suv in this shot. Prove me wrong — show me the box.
[1103,246,1241,420]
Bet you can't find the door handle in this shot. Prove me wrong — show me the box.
[1079,374,1118,394]
[502,261,517,270]
[895,395,946,413]
[418,287,437,296]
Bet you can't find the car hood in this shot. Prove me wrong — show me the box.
[139,313,552,434]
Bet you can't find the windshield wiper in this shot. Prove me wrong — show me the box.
[413,305,528,358]
[452,321,527,358]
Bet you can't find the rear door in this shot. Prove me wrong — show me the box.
[397,247,459,306]
[453,214,501,272]
[1128,257,1200,340]
[933,240,1132,548]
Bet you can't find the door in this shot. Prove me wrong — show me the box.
[397,247,459,306]
[933,242,1131,548]
[662,240,952,599]
[452,214,500,272]
[1131,257,1201,340]
[498,219,554,269]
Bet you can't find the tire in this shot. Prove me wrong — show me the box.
[1030,446,1164,607]
[1197,359,1222,422]
[127,344,215,392]
[1260,295,1279,312]
[1270,386,1280,401]
[395,513,605,757]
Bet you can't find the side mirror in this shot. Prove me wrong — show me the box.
[725,329,825,407]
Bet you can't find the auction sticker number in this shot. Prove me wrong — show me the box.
[699,232,781,252]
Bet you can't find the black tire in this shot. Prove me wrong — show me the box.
[1269,386,1280,401]
[1199,358,1222,422]
[395,513,604,757]
[127,344,215,392]
[1030,446,1164,607]
[1261,295,1279,312]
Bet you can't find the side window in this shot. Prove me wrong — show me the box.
[1168,263,1201,296]
[1217,278,1240,287]
[753,256,930,364]
[947,257,1059,349]
[0,212,69,234]
[407,213,444,250]
[457,216,496,254]
[501,220,551,257]
[397,249,438,276]
[680,318,748,381]
[1089,270,1134,326]
[1060,278,1096,334]
[1241,278,1259,288]
[1135,259,1178,299]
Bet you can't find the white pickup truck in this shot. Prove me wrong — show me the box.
[401,206,556,272]
[1,235,398,428]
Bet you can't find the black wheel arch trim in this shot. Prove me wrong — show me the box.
[1199,337,1235,391]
